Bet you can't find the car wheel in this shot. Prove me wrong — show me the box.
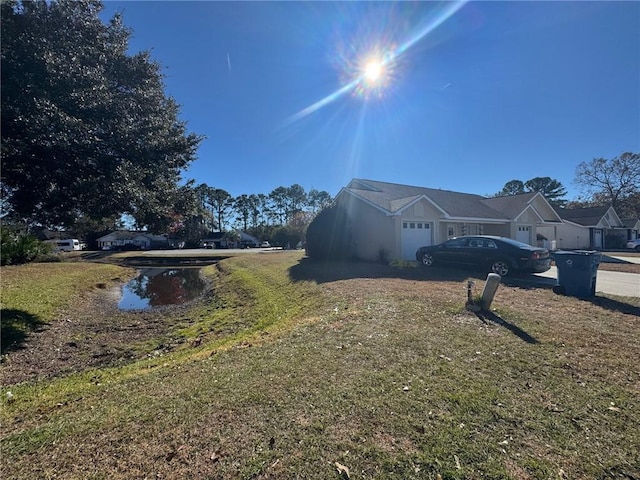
[636,245,640,251]
[489,258,510,276]
[421,253,434,266]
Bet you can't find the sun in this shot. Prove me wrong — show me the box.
[363,59,383,84]
[355,54,392,98]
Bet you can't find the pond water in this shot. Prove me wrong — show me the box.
[118,268,206,310]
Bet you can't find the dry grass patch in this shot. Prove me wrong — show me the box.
[1,253,639,479]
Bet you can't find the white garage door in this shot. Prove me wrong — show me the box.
[402,221,432,260]
[516,226,531,244]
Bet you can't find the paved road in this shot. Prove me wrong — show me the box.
[535,266,639,298]
[141,247,282,256]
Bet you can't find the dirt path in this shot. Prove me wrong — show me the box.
[1,284,203,386]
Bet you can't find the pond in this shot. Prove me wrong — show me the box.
[118,268,207,310]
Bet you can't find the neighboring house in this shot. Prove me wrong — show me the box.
[96,231,169,250]
[334,179,563,261]
[200,232,226,249]
[239,231,260,247]
[621,218,640,242]
[538,206,625,250]
[201,231,259,249]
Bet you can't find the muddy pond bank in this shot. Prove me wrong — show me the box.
[1,265,213,386]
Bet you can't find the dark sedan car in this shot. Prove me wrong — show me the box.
[415,235,551,277]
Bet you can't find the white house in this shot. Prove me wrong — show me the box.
[334,179,563,261]
[96,231,168,250]
[538,206,625,250]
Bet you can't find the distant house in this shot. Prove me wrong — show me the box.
[334,179,563,261]
[96,231,169,250]
[200,232,226,249]
[200,231,259,249]
[538,206,625,250]
[239,231,260,248]
[621,218,640,242]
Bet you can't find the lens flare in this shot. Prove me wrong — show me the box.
[287,1,467,124]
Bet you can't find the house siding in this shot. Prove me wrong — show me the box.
[539,222,589,249]
[538,206,626,250]
[400,200,442,235]
[339,194,396,261]
[483,224,510,238]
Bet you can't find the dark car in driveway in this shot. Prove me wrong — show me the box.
[415,235,551,277]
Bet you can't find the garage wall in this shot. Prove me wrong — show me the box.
[482,224,510,237]
[542,222,591,249]
[337,195,396,261]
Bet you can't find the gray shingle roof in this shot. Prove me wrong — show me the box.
[622,218,640,229]
[345,179,511,219]
[482,192,538,219]
[554,206,609,226]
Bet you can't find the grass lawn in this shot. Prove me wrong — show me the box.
[1,252,639,479]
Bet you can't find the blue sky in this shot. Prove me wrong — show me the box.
[101,1,639,201]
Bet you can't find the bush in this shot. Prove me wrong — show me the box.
[305,205,353,261]
[1,228,51,265]
[35,253,62,263]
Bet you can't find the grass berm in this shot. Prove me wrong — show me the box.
[1,251,639,479]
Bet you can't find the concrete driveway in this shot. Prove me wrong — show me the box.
[535,266,639,298]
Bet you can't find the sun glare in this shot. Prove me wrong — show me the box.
[364,59,383,83]
[286,1,468,124]
[354,53,392,98]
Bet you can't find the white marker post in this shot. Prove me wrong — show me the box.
[481,273,501,311]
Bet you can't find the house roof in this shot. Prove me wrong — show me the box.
[482,192,539,219]
[96,231,167,242]
[621,218,640,229]
[342,179,562,223]
[554,206,612,227]
[345,179,510,220]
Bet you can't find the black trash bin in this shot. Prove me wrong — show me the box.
[553,250,601,298]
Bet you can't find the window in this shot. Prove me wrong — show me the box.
[445,238,468,248]
[417,223,423,229]
[410,223,415,229]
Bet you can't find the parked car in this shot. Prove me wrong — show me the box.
[260,241,271,248]
[626,239,640,251]
[415,235,551,277]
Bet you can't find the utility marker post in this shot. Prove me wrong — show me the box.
[481,273,501,311]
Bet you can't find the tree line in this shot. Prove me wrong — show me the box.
[493,152,640,219]
[169,183,333,246]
